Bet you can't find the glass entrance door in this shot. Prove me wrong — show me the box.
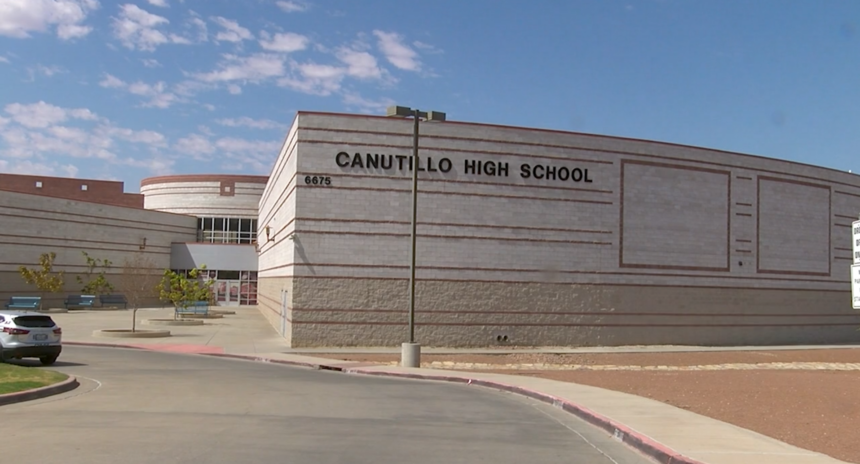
[215,280,240,307]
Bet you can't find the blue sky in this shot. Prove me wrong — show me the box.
[1,0,859,191]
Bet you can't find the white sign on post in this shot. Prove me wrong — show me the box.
[852,220,860,309]
[853,220,860,264]
[852,264,860,310]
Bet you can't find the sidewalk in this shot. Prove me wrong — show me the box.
[52,307,851,464]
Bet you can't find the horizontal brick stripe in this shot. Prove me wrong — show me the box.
[283,274,849,290]
[0,205,196,232]
[299,184,614,205]
[290,307,860,318]
[295,217,613,235]
[294,229,613,245]
[140,174,268,187]
[288,320,860,328]
[0,233,170,250]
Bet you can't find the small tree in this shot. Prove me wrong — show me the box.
[116,254,162,332]
[19,252,65,310]
[158,266,212,320]
[75,251,114,296]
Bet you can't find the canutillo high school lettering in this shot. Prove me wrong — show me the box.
[335,152,594,183]
[336,152,453,173]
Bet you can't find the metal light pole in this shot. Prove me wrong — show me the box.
[386,105,446,368]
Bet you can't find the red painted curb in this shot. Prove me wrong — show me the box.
[0,375,80,407]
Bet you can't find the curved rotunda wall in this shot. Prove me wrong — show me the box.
[140,175,268,217]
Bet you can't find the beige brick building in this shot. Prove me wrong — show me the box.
[257,112,860,347]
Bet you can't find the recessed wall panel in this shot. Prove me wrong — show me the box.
[620,161,730,271]
[757,177,830,276]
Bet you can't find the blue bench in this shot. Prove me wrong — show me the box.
[5,296,41,310]
[176,301,209,316]
[64,294,96,309]
[99,294,128,309]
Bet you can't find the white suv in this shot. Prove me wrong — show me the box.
[0,311,62,365]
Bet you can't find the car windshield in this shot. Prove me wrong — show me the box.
[13,316,56,328]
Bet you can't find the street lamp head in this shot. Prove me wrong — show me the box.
[386,106,447,122]
[386,106,413,118]
[426,111,446,122]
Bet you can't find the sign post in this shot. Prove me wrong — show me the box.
[852,220,860,309]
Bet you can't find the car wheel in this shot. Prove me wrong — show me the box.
[39,355,58,366]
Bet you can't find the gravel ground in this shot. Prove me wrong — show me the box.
[314,349,860,463]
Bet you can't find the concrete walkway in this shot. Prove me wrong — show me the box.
[48,307,852,464]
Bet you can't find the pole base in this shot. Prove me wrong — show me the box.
[401,342,421,368]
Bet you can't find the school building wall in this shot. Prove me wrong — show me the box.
[257,120,299,342]
[261,111,860,348]
[0,190,198,308]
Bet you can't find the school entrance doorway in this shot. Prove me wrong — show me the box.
[211,271,258,306]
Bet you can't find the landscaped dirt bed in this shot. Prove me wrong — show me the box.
[314,349,860,463]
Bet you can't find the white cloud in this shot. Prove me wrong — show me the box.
[120,156,173,175]
[0,159,80,178]
[342,93,395,114]
[193,53,285,83]
[413,41,442,54]
[104,126,166,145]
[4,101,98,128]
[0,56,9,63]
[188,16,207,42]
[99,74,179,108]
[174,133,214,158]
[227,84,242,95]
[0,0,98,40]
[336,47,384,79]
[276,44,391,96]
[276,1,308,13]
[172,131,279,173]
[27,64,66,79]
[373,30,421,71]
[112,3,186,51]
[0,101,173,177]
[211,16,252,43]
[216,116,284,130]
[99,73,126,88]
[141,58,161,68]
[258,31,309,53]
[278,62,344,96]
[147,0,168,7]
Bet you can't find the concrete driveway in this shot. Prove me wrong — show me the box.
[1,345,651,464]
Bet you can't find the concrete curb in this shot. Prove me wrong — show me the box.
[341,368,705,464]
[65,341,145,350]
[203,352,704,464]
[0,375,80,406]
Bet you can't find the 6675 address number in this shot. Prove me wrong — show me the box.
[304,175,331,186]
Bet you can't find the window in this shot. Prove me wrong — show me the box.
[81,184,88,191]
[195,216,259,244]
[217,270,240,280]
[35,181,42,188]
